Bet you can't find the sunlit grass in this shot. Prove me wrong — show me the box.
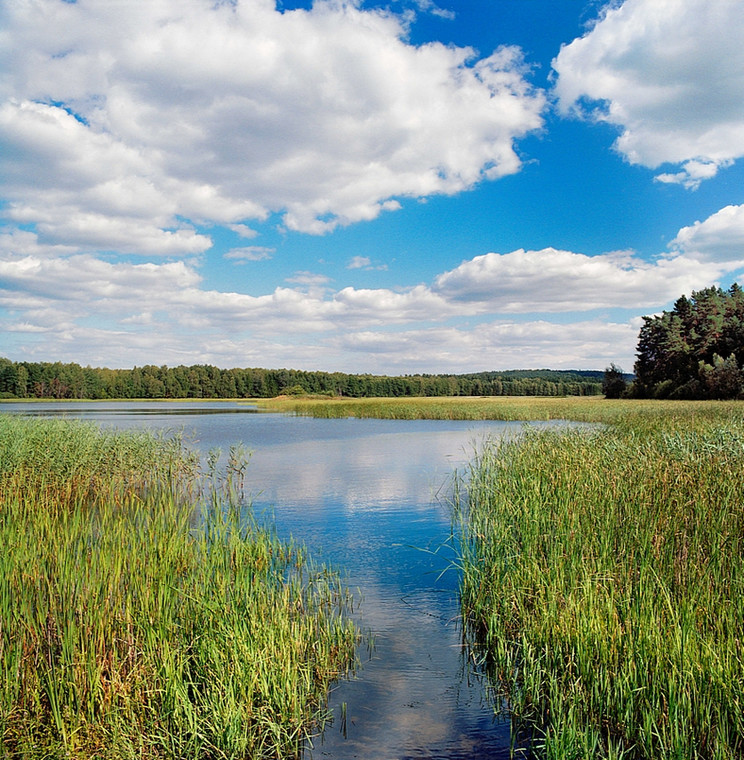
[456,407,744,758]
[258,394,744,426]
[0,416,357,759]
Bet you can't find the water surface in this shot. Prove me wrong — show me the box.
[3,401,569,758]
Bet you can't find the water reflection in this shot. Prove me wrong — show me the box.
[242,426,517,759]
[1,401,574,759]
[244,427,512,512]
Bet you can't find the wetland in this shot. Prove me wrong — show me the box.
[2,397,743,759]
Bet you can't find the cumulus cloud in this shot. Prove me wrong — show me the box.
[0,246,721,334]
[0,228,77,259]
[0,101,215,254]
[431,247,717,311]
[553,0,744,186]
[333,319,638,373]
[0,243,726,371]
[0,255,200,308]
[655,159,726,190]
[669,204,744,264]
[0,0,545,248]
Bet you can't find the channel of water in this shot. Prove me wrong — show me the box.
[5,400,576,758]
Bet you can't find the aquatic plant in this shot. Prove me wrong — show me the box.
[0,415,356,759]
[259,394,744,426]
[457,410,744,758]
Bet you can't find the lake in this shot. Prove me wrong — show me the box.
[4,400,574,759]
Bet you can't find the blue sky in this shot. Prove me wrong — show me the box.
[1,0,744,373]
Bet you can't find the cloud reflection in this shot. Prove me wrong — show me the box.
[239,419,547,759]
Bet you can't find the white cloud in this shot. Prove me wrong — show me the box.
[0,243,727,372]
[0,0,545,246]
[670,204,744,264]
[284,271,333,289]
[227,224,259,239]
[0,255,200,308]
[347,256,372,269]
[0,100,214,254]
[0,228,77,259]
[553,0,744,186]
[346,255,388,271]
[224,246,275,262]
[431,247,718,310]
[416,1,455,21]
[655,159,726,190]
[333,319,638,373]
[334,284,455,323]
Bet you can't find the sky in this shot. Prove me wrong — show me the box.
[1,0,744,375]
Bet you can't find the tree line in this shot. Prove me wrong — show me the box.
[0,359,602,400]
[606,283,744,400]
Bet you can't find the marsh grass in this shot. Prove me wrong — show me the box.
[0,415,200,512]
[456,410,744,758]
[259,395,602,420]
[0,416,356,759]
[259,394,744,426]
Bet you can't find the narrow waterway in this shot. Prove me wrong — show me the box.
[5,401,573,758]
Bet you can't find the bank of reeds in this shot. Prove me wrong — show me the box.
[259,395,744,426]
[260,395,604,420]
[457,412,744,758]
[0,416,356,759]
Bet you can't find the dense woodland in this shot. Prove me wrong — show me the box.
[0,359,603,400]
[631,284,744,399]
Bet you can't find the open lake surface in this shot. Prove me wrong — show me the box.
[4,400,579,759]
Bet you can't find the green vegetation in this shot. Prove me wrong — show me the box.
[602,363,629,399]
[0,416,356,759]
[5,394,742,758]
[261,394,615,420]
[258,393,740,424]
[632,283,744,399]
[271,394,744,757]
[456,403,744,758]
[0,357,602,400]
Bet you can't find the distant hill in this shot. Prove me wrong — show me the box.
[460,368,606,382]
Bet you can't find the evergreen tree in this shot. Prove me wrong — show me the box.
[602,364,627,399]
[634,284,744,399]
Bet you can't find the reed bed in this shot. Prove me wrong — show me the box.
[259,395,603,421]
[0,415,356,759]
[457,410,744,759]
[259,395,744,426]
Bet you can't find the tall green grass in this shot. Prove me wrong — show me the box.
[457,411,744,758]
[0,416,356,759]
[259,394,744,426]
[259,394,606,420]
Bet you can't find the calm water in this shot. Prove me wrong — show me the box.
[4,400,570,759]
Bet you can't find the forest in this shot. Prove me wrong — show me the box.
[0,359,603,400]
[631,283,744,399]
